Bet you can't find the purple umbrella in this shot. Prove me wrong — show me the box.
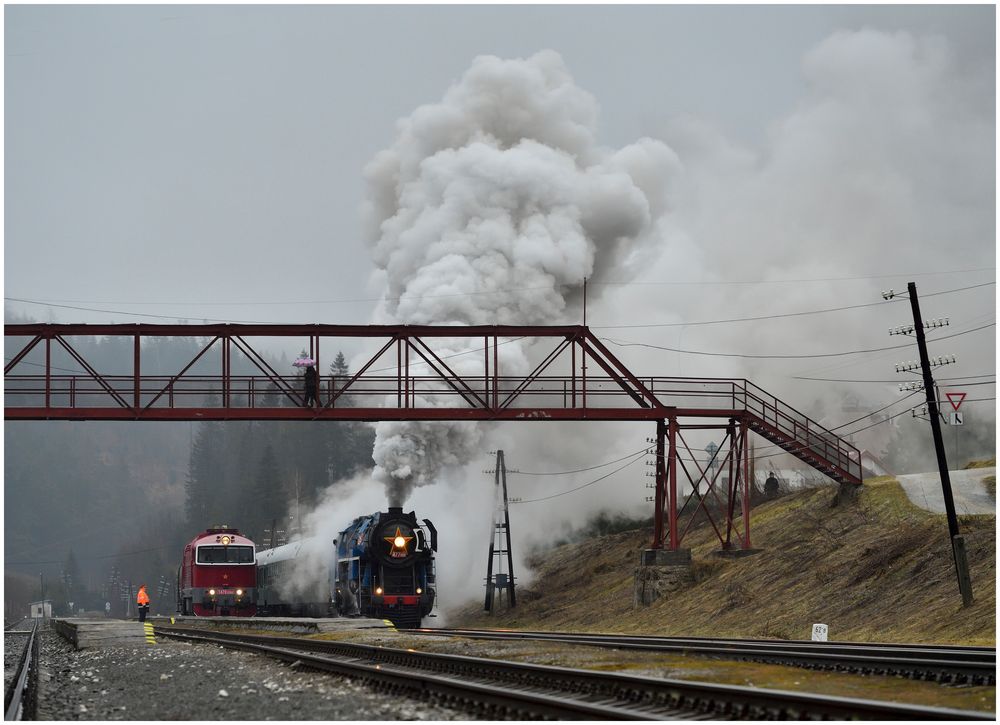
[293,357,316,368]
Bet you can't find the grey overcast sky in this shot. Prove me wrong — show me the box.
[5,4,995,332]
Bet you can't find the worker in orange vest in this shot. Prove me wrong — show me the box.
[136,585,150,622]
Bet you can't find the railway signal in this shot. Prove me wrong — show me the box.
[884,282,973,606]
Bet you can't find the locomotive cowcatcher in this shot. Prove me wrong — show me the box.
[334,507,436,628]
[177,526,257,616]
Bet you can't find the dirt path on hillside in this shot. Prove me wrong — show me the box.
[896,468,995,514]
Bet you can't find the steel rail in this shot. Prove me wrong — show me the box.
[411,628,996,686]
[4,619,39,721]
[154,626,655,720]
[154,625,990,720]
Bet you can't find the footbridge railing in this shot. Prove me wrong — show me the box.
[4,323,861,485]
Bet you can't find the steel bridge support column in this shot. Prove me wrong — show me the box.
[133,334,141,412]
[637,415,691,606]
[44,335,51,410]
[741,417,751,549]
[651,418,666,550]
[668,416,679,551]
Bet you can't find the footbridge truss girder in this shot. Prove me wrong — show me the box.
[5,323,862,549]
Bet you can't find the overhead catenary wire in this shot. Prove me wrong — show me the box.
[592,281,995,330]
[5,543,177,567]
[601,321,995,360]
[511,450,648,504]
[508,447,650,476]
[7,268,994,307]
[791,374,996,384]
[5,278,994,327]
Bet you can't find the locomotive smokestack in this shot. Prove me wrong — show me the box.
[387,506,404,516]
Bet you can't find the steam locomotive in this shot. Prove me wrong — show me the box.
[255,507,437,627]
[177,526,257,616]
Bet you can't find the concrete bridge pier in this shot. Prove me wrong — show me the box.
[633,548,693,607]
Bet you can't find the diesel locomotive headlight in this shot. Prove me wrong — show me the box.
[209,589,216,596]
[375,587,383,595]
[236,589,243,596]
[416,587,422,594]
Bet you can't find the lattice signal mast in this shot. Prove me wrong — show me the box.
[484,450,516,612]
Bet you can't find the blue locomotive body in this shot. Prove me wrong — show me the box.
[334,506,436,628]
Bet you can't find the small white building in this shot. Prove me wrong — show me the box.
[29,600,52,619]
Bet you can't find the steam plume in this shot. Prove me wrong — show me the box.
[363,50,679,504]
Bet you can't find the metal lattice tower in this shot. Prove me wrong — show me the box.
[484,450,516,612]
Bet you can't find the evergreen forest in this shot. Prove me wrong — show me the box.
[4,324,373,617]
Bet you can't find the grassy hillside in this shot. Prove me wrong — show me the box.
[450,478,995,645]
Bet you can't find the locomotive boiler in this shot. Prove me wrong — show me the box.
[177,526,256,616]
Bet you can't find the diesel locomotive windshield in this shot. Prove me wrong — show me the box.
[196,545,255,564]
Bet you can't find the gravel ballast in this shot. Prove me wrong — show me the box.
[37,631,464,720]
[4,631,32,693]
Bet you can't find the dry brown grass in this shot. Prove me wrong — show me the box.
[964,459,997,469]
[451,480,996,645]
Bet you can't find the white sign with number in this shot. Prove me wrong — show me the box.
[811,623,829,642]
[951,411,964,426]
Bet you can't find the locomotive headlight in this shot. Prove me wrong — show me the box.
[416,587,422,595]
[236,589,243,596]
[209,589,216,596]
[221,535,232,546]
[375,587,383,595]
[394,536,406,548]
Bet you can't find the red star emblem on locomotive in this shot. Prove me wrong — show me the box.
[384,527,413,558]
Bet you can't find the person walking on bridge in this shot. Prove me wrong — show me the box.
[136,585,150,622]
[303,364,319,408]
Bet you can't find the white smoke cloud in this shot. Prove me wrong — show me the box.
[362,50,681,505]
[301,29,992,610]
[603,28,994,417]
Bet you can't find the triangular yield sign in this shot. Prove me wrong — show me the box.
[945,392,966,411]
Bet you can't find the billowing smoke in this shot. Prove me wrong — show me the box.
[297,30,993,609]
[362,50,680,505]
[599,28,994,455]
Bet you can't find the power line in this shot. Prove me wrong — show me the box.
[791,374,996,384]
[7,269,993,308]
[601,321,995,360]
[5,543,177,566]
[597,268,995,287]
[5,297,277,324]
[509,447,649,476]
[592,281,995,330]
[512,451,647,504]
[7,279,994,328]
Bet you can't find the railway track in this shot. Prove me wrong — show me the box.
[4,619,40,721]
[410,627,996,686]
[154,625,989,720]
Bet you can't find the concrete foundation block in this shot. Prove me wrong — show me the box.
[639,548,692,566]
[634,548,694,607]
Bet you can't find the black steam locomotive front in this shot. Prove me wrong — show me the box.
[334,507,436,628]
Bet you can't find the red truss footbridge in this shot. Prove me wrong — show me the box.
[5,323,862,552]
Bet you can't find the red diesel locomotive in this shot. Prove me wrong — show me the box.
[177,526,256,616]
